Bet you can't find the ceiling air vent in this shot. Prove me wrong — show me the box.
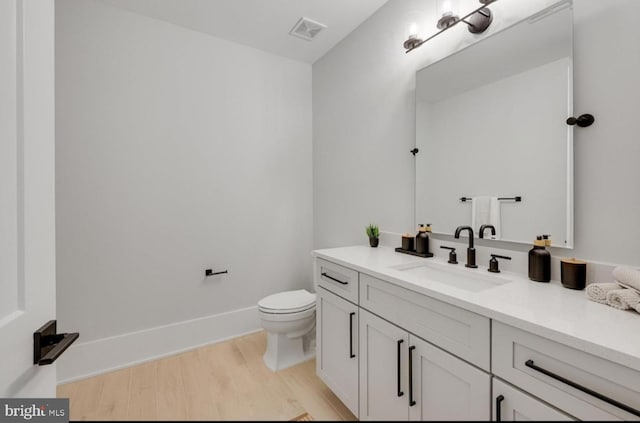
[289,17,326,41]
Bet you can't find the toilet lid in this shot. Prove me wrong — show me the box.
[258,290,316,313]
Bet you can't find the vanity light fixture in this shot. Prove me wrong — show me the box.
[404,0,497,53]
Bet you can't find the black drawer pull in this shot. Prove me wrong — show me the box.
[349,312,356,359]
[525,359,640,418]
[495,394,504,421]
[321,272,348,285]
[409,345,416,406]
[397,339,404,397]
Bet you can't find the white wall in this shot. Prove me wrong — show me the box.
[313,0,640,267]
[55,0,312,380]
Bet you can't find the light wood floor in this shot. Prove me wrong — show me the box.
[57,331,356,421]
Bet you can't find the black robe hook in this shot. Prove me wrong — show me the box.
[566,114,595,127]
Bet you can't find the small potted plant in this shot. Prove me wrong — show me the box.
[366,224,380,248]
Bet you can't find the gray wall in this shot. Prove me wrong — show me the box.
[56,0,312,342]
[313,0,640,266]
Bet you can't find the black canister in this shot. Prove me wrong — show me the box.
[561,258,587,290]
[415,224,431,255]
[402,234,415,251]
[528,236,551,282]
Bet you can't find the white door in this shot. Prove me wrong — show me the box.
[409,334,491,421]
[359,310,409,421]
[0,0,56,397]
[316,287,359,416]
[492,378,575,421]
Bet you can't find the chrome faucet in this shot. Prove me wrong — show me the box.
[479,224,496,239]
[454,226,477,268]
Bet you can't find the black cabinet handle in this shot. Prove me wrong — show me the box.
[349,312,356,359]
[525,359,640,418]
[322,272,348,285]
[409,345,416,407]
[495,394,504,421]
[397,339,404,397]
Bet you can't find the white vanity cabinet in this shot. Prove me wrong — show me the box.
[492,378,575,421]
[313,249,640,422]
[358,309,490,421]
[408,334,490,421]
[316,287,359,416]
[492,321,640,421]
[359,309,409,420]
[314,257,492,421]
[359,273,491,371]
[315,258,359,304]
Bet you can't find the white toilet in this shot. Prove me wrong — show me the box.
[258,289,316,371]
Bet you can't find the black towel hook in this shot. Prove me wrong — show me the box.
[566,114,595,128]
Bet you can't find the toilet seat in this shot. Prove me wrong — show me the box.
[258,289,316,314]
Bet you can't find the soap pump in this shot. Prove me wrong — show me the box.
[416,224,432,255]
[528,235,551,282]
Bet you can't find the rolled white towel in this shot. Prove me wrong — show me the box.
[586,282,620,304]
[606,288,640,310]
[612,266,640,293]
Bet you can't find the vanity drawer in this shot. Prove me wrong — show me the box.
[359,273,490,371]
[492,321,640,420]
[315,258,359,304]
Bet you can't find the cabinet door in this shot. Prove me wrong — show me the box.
[359,310,409,421]
[316,287,359,416]
[409,335,491,421]
[493,378,575,421]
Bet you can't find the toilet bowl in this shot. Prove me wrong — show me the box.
[258,289,316,371]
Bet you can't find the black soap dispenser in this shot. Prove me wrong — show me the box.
[416,224,432,256]
[528,235,551,282]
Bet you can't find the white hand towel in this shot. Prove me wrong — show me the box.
[612,266,640,293]
[471,196,501,239]
[606,288,640,310]
[585,282,620,304]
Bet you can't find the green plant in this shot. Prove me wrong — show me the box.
[366,224,380,239]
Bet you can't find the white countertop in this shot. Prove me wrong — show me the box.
[312,245,640,372]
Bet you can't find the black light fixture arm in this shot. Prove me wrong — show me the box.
[405,0,497,53]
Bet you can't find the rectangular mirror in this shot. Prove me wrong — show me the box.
[415,1,574,247]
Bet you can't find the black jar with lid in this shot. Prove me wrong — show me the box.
[529,236,551,282]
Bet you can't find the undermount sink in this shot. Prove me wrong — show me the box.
[390,260,512,292]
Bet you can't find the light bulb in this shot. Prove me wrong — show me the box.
[409,22,419,38]
[439,0,457,17]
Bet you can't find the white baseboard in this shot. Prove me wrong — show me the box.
[56,305,261,384]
